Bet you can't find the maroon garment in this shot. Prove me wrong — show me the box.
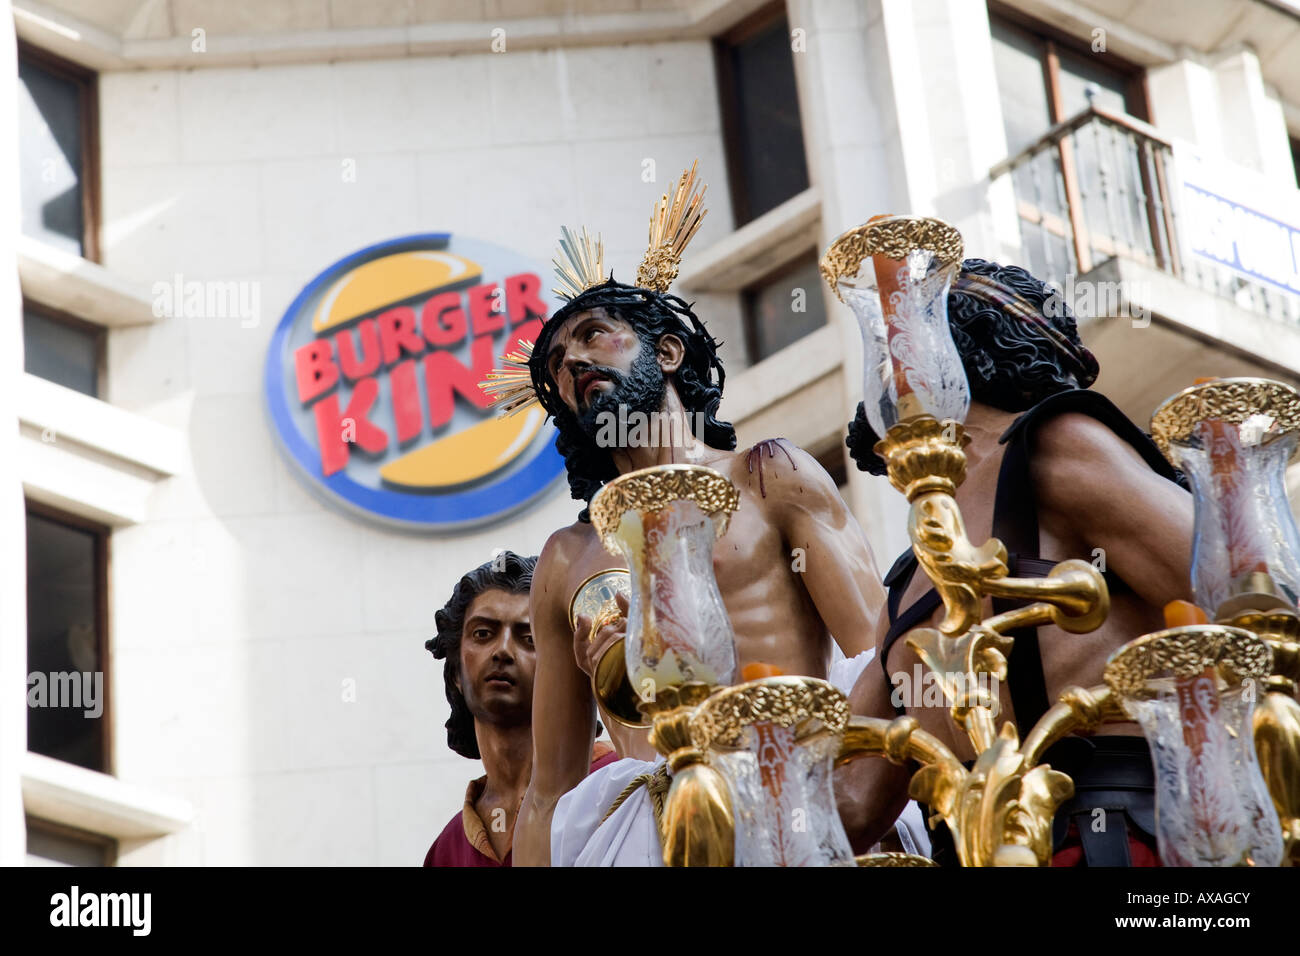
[424,807,509,867]
[424,744,621,867]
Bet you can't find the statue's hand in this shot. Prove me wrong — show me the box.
[572,591,629,678]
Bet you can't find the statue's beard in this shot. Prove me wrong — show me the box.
[575,342,666,440]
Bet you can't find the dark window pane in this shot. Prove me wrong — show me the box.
[990,18,1052,155]
[24,309,100,397]
[720,14,809,223]
[18,56,85,256]
[26,511,105,772]
[744,253,827,362]
[814,444,848,489]
[1057,46,1131,118]
[26,819,114,866]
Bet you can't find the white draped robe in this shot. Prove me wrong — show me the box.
[551,648,932,866]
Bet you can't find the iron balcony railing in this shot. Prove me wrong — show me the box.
[990,104,1300,327]
[990,104,1180,285]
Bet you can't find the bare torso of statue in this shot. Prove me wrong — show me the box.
[551,442,851,685]
[520,438,885,864]
[514,301,886,865]
[876,404,1195,763]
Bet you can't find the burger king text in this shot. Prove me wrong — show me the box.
[293,272,546,476]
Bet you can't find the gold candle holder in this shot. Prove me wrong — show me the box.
[588,464,741,865]
[830,413,1115,866]
[1103,625,1281,866]
[1150,377,1300,863]
[817,214,1118,866]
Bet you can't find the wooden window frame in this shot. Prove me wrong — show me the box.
[17,40,102,264]
[22,298,108,400]
[714,0,806,228]
[25,500,113,776]
[988,1,1152,123]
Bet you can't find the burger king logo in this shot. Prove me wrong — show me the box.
[264,233,564,531]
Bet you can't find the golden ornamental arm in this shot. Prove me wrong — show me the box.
[835,715,1074,866]
[1019,684,1124,767]
[836,715,969,817]
[880,419,1110,640]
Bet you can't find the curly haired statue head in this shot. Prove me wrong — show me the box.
[528,279,737,521]
[425,551,537,760]
[846,258,1100,475]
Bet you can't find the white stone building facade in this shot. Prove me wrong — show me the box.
[3,0,1299,865]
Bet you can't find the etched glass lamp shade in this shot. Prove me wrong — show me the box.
[819,216,969,436]
[690,677,857,867]
[1105,626,1282,866]
[588,465,740,704]
[1150,378,1300,618]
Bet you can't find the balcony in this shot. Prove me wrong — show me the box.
[990,104,1300,330]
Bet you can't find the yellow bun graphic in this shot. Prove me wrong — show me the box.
[312,250,482,333]
[380,405,546,490]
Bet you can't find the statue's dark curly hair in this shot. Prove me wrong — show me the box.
[847,258,1097,476]
[529,279,736,521]
[425,551,537,760]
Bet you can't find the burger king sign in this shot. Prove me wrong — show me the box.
[265,233,564,531]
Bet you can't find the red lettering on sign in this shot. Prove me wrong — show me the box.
[335,318,381,382]
[425,334,494,429]
[390,359,423,445]
[504,272,548,324]
[468,283,504,336]
[421,292,468,348]
[312,376,388,476]
[295,339,339,405]
[377,306,426,365]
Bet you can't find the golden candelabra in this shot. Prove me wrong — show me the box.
[834,415,1117,867]
[1149,377,1300,863]
[575,217,1300,866]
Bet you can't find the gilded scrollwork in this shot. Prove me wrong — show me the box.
[820,216,965,302]
[589,463,740,550]
[1150,378,1300,461]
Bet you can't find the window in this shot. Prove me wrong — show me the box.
[741,252,827,363]
[23,303,104,398]
[814,443,848,490]
[988,11,1147,139]
[17,43,100,260]
[989,6,1161,281]
[715,3,810,226]
[26,504,110,774]
[26,817,116,867]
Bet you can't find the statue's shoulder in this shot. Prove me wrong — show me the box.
[732,438,829,501]
[540,520,596,566]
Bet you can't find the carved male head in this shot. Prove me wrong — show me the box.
[426,552,538,759]
[527,279,736,519]
[847,258,1099,474]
